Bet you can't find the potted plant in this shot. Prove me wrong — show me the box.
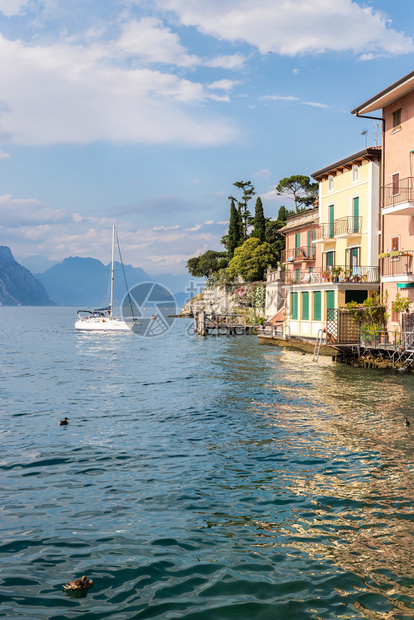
[342,268,352,282]
[323,269,332,282]
[332,266,342,282]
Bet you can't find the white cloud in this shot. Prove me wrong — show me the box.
[0,194,228,273]
[207,79,240,91]
[204,54,247,69]
[0,150,10,159]
[302,101,329,109]
[261,95,299,102]
[154,0,414,57]
[0,31,238,146]
[115,17,199,67]
[0,0,30,17]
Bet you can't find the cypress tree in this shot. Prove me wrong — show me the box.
[228,196,241,260]
[251,196,266,242]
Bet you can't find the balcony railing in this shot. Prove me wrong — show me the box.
[380,250,414,277]
[282,246,316,263]
[383,177,414,208]
[315,217,362,240]
[335,216,362,236]
[284,265,379,286]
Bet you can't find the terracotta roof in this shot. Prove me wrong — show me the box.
[351,70,414,116]
[279,207,319,233]
[312,146,381,180]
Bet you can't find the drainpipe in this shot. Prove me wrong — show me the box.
[353,113,385,299]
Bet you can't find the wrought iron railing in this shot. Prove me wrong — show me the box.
[281,246,316,263]
[335,216,362,235]
[380,250,414,276]
[315,217,362,239]
[284,265,379,286]
[383,177,414,208]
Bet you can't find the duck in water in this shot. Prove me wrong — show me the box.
[63,576,94,591]
[58,417,69,426]
[404,417,411,427]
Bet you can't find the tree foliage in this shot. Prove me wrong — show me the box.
[276,175,318,212]
[265,205,289,262]
[251,197,266,242]
[227,238,276,282]
[234,180,255,239]
[227,196,242,259]
[186,250,227,278]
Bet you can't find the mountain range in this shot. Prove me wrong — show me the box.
[0,246,55,306]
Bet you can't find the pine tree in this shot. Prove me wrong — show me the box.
[251,197,266,242]
[228,196,241,260]
[234,180,255,239]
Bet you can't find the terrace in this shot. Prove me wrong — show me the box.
[281,246,316,263]
[284,265,379,286]
[314,216,362,241]
[382,177,414,216]
[380,250,414,278]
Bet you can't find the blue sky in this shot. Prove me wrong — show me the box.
[1,0,414,274]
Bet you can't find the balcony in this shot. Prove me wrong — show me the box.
[382,177,414,216]
[314,216,362,241]
[281,246,316,264]
[380,250,414,277]
[284,265,379,286]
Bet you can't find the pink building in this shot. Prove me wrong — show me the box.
[352,71,414,330]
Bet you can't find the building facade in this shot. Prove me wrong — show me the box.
[352,71,414,331]
[268,148,381,341]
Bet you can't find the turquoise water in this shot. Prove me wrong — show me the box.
[1,307,414,619]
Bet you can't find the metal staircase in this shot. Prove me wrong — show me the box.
[313,329,325,362]
[392,331,414,368]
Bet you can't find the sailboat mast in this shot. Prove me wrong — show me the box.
[110,224,115,318]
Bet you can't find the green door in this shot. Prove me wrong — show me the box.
[313,291,321,321]
[301,292,309,320]
[352,197,359,233]
[291,292,298,319]
[326,290,335,319]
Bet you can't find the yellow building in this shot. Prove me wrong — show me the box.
[278,148,381,342]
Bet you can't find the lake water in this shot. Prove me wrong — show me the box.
[1,307,414,619]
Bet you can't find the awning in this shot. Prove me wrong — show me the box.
[397,283,414,289]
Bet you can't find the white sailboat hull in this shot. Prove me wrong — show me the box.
[75,317,132,331]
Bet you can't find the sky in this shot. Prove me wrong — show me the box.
[1,0,414,275]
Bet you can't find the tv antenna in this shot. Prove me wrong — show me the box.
[361,129,368,148]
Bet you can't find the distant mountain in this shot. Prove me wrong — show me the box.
[0,246,55,306]
[35,257,152,306]
[18,254,59,274]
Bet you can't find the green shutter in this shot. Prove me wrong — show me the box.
[291,292,298,319]
[295,232,300,247]
[353,197,359,232]
[328,205,334,238]
[301,292,309,320]
[326,290,335,314]
[313,291,321,320]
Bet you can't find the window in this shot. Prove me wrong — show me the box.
[328,175,334,191]
[391,237,400,252]
[392,173,400,196]
[311,229,316,258]
[301,292,309,320]
[313,291,321,321]
[392,108,402,130]
[345,247,360,271]
[352,165,359,183]
[324,251,335,268]
[291,292,298,319]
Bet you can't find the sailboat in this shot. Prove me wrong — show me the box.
[75,225,138,332]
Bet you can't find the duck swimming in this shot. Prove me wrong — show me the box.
[63,576,94,591]
[58,417,69,426]
[404,417,411,426]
